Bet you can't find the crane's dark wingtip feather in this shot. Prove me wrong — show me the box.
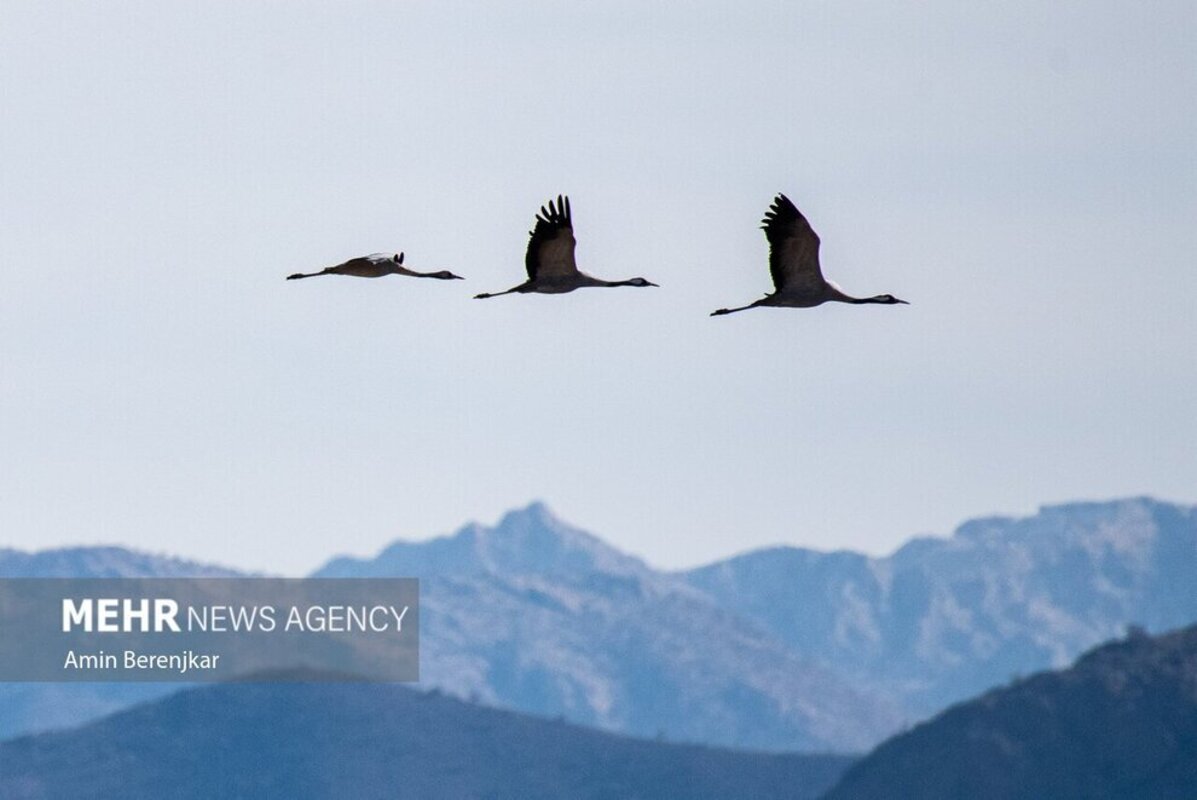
[768,194,799,217]
[761,193,813,243]
[532,194,573,231]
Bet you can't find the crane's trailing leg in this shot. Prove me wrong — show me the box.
[286,269,331,280]
[711,302,762,316]
[474,287,522,299]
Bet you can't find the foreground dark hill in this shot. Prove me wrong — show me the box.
[0,681,854,800]
[686,497,1197,715]
[823,624,1197,800]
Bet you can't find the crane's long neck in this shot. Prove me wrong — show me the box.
[578,275,652,288]
[841,294,898,304]
[396,267,464,280]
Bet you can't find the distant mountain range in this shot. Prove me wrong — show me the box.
[685,496,1197,715]
[315,502,903,751]
[2,496,1194,752]
[0,679,854,800]
[822,623,1197,799]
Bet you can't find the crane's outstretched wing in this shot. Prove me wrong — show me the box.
[762,194,825,295]
[525,195,578,280]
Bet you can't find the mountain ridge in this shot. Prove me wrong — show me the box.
[318,501,660,584]
[317,502,902,751]
[685,495,1197,714]
[0,545,244,578]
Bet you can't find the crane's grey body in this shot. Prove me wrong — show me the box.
[711,194,907,316]
[474,195,657,299]
[287,252,463,281]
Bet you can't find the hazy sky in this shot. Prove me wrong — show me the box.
[2,2,1194,575]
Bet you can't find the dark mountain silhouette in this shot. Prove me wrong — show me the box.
[822,623,1197,800]
[685,497,1197,715]
[0,680,854,800]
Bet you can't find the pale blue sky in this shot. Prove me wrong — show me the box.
[2,2,1194,574]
